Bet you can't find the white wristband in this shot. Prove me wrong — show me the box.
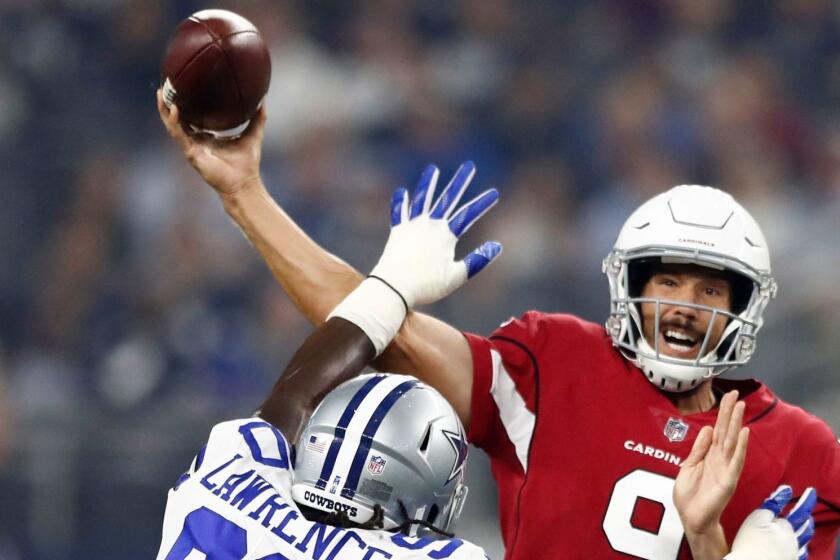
[328,277,407,356]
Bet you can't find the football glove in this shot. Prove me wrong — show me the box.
[370,161,501,306]
[329,162,501,354]
[725,486,817,560]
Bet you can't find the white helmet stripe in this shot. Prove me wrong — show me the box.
[341,379,419,499]
[315,374,388,490]
[323,375,411,495]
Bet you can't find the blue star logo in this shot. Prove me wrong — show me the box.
[442,427,469,485]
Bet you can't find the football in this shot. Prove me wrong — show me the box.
[160,9,271,139]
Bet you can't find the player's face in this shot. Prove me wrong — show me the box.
[640,264,732,360]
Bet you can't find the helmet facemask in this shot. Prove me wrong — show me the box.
[604,248,777,392]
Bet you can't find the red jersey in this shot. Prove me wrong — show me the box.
[464,312,840,560]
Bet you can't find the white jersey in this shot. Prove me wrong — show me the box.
[157,418,489,560]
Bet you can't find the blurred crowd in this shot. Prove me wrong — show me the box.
[0,0,839,558]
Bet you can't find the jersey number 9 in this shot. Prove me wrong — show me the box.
[602,470,684,560]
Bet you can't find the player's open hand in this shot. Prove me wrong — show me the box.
[156,88,266,197]
[370,162,502,307]
[673,390,750,537]
[725,486,817,560]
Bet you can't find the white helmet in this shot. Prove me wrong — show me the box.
[603,185,777,392]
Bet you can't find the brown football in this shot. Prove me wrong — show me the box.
[160,9,271,138]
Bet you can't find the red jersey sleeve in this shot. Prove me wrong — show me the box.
[780,412,840,559]
[463,311,555,474]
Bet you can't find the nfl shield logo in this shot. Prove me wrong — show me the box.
[664,417,689,442]
[367,455,387,476]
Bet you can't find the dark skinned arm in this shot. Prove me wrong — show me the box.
[257,317,375,443]
[156,95,474,427]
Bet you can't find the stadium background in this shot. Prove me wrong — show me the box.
[0,0,838,558]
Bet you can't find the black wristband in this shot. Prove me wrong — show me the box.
[367,274,409,314]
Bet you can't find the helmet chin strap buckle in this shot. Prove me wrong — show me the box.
[603,255,623,275]
[738,337,755,357]
[606,316,622,338]
[759,276,778,298]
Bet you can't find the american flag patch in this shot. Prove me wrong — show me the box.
[306,435,327,453]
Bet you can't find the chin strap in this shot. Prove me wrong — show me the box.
[323,503,385,530]
[394,500,455,538]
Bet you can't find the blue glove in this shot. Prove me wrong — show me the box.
[329,162,502,355]
[760,486,817,560]
[726,486,817,560]
[373,161,502,306]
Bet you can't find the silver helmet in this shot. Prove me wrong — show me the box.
[291,373,469,534]
[603,185,777,392]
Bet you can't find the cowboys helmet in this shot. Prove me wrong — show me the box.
[603,185,777,392]
[291,373,469,534]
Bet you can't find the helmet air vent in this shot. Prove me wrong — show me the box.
[419,423,432,452]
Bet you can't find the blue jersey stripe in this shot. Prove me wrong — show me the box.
[341,380,418,499]
[194,444,207,471]
[315,375,387,490]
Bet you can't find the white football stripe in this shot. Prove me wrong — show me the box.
[490,349,536,472]
[330,375,408,488]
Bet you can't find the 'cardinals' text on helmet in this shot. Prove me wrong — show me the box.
[603,185,777,392]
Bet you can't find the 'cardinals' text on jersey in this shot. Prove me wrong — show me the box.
[464,312,840,560]
[157,418,489,560]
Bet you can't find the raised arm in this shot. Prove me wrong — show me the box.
[259,317,373,442]
[219,171,476,423]
[253,157,501,443]
[157,92,484,424]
